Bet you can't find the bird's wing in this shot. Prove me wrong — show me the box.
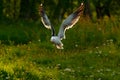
[39,4,51,29]
[58,3,84,40]
[39,4,56,36]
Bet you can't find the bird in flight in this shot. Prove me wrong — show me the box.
[39,3,84,49]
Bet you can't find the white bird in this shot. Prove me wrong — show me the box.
[39,3,84,49]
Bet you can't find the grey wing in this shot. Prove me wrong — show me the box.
[39,4,56,36]
[39,4,51,29]
[58,3,84,40]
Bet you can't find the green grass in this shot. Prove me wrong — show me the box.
[0,42,120,80]
[0,17,120,80]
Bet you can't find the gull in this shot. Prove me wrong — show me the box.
[39,3,84,49]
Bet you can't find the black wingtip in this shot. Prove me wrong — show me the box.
[39,3,44,16]
[77,2,84,14]
[73,2,84,16]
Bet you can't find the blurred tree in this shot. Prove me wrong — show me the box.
[93,0,111,19]
[0,0,120,22]
[52,0,80,24]
[53,0,69,23]
[0,0,3,20]
[2,0,21,21]
[110,0,120,15]
[20,0,36,20]
[84,0,92,19]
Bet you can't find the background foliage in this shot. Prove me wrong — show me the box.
[0,0,120,22]
[0,0,120,80]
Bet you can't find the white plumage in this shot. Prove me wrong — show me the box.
[39,3,84,49]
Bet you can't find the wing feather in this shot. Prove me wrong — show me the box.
[39,4,51,29]
[39,4,56,36]
[58,3,84,40]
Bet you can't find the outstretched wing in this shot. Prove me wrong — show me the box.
[58,3,84,40]
[39,4,51,29]
[39,4,56,36]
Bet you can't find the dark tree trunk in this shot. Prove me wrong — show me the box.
[20,0,30,19]
[94,0,111,19]
[95,1,103,19]
[20,0,37,20]
[84,0,92,19]
[53,0,74,24]
[0,0,3,20]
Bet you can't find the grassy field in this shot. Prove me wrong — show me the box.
[0,17,120,80]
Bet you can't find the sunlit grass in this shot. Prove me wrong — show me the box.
[0,40,120,80]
